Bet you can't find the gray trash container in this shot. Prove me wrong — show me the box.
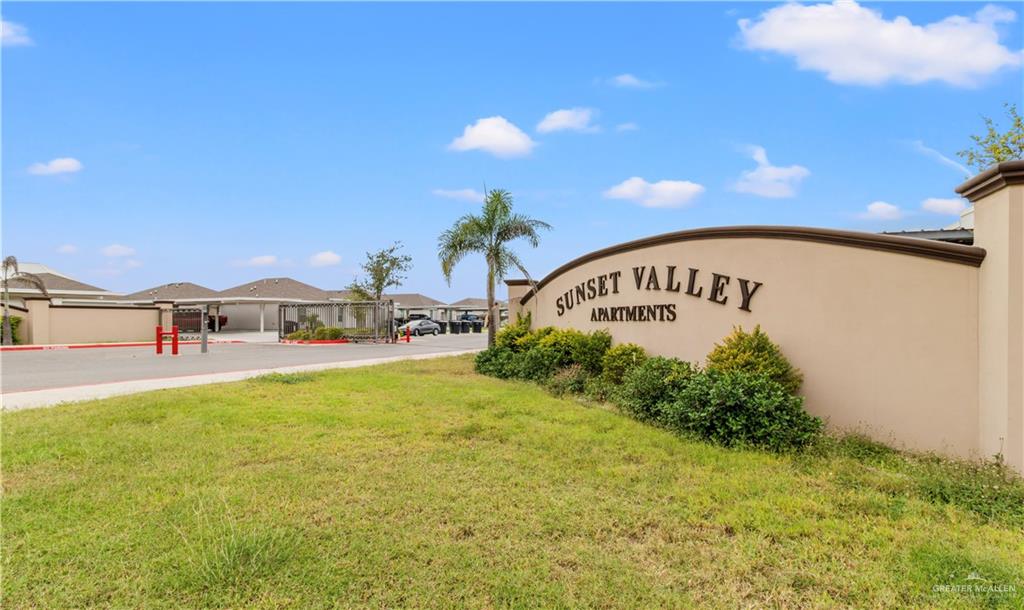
[437,321,447,334]
[461,320,472,333]
[449,320,461,334]
[472,321,483,333]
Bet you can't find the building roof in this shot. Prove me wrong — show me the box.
[385,293,445,307]
[124,282,220,301]
[6,272,113,295]
[449,297,495,309]
[218,277,331,301]
[327,289,361,301]
[880,228,974,246]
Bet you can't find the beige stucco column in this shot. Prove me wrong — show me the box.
[957,160,1024,472]
[155,300,175,330]
[505,280,530,321]
[23,298,52,345]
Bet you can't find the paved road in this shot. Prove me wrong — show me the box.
[1,334,486,409]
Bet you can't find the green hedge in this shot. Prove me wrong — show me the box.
[285,327,374,341]
[2,315,23,345]
[475,322,820,452]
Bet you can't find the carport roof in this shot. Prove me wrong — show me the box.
[124,282,220,301]
[219,277,331,301]
[385,293,445,307]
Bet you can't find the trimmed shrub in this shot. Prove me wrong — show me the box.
[583,376,616,402]
[573,330,613,375]
[666,369,822,452]
[601,343,648,384]
[313,327,345,340]
[2,315,23,345]
[706,325,803,394]
[546,364,590,397]
[536,328,587,367]
[475,346,517,379]
[285,330,312,340]
[495,313,532,351]
[513,345,560,382]
[513,326,555,353]
[615,356,696,423]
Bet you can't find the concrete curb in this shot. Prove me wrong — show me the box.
[2,349,483,412]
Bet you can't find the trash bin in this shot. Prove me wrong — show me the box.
[449,320,461,334]
[472,321,483,333]
[437,320,447,334]
[461,320,472,333]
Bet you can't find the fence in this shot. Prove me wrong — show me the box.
[172,306,206,339]
[278,301,395,342]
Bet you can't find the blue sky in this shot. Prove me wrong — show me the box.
[3,2,1022,300]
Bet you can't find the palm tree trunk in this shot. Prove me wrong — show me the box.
[486,268,496,347]
[2,287,11,346]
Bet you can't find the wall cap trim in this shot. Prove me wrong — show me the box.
[956,160,1024,202]
[513,225,987,305]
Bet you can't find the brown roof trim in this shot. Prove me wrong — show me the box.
[505,279,531,286]
[956,160,1024,202]
[517,225,987,305]
[50,304,160,311]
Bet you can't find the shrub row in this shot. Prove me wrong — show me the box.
[285,327,372,341]
[476,322,821,451]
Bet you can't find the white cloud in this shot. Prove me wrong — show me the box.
[909,141,971,176]
[738,1,1023,87]
[603,177,705,209]
[101,244,136,257]
[733,146,810,198]
[608,73,662,89]
[922,197,968,215]
[1,20,32,47]
[240,255,278,267]
[615,122,639,132]
[448,116,535,158]
[432,188,485,203]
[537,108,599,134]
[56,244,78,254]
[124,259,143,270]
[28,157,83,176]
[859,201,904,220]
[309,250,342,267]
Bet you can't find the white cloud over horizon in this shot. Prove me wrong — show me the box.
[603,177,705,208]
[448,116,535,158]
[1,20,32,47]
[860,201,904,220]
[56,244,78,254]
[432,188,485,203]
[28,157,83,176]
[101,244,136,257]
[733,146,810,198]
[237,255,278,267]
[309,250,342,267]
[607,73,662,89]
[537,108,599,133]
[738,1,1023,87]
[921,197,968,215]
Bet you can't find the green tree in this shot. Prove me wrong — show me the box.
[438,189,550,346]
[346,241,413,301]
[958,103,1024,172]
[2,256,48,345]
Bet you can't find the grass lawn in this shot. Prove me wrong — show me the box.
[3,355,1022,608]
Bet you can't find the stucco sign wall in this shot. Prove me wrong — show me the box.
[509,225,991,464]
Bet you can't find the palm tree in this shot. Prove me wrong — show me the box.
[2,256,49,345]
[438,189,550,346]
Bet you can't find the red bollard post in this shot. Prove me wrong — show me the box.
[405,326,411,343]
[171,325,179,355]
[156,325,163,355]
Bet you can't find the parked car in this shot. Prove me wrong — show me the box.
[207,315,228,331]
[459,313,481,322]
[397,319,441,336]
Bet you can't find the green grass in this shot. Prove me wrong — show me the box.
[3,355,1022,608]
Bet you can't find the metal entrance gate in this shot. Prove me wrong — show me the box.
[278,301,395,342]
[172,306,206,339]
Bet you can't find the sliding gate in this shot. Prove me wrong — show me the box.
[278,301,395,342]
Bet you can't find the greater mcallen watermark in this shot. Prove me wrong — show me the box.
[933,572,1017,596]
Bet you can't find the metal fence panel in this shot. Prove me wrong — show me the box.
[278,301,395,342]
